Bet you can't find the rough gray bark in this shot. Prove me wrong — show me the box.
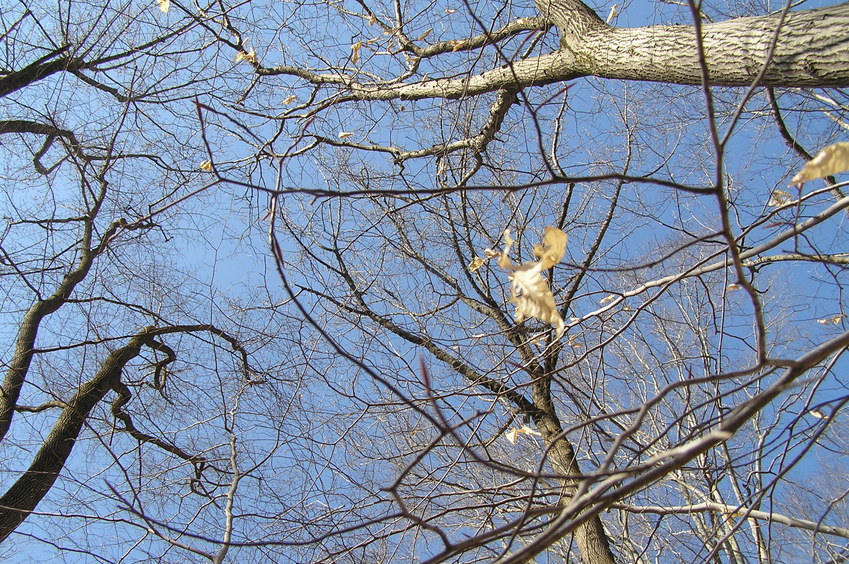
[0,218,124,443]
[0,329,151,542]
[536,413,617,564]
[560,2,849,87]
[0,324,242,543]
[263,1,849,102]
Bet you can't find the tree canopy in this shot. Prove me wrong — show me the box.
[2,0,849,560]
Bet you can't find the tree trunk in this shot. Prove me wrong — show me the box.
[0,324,221,543]
[536,413,617,564]
[0,218,123,443]
[0,334,147,542]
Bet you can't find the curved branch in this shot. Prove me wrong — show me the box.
[767,88,845,201]
[396,89,519,163]
[0,328,153,543]
[0,324,248,543]
[0,217,126,442]
[261,3,849,107]
[0,119,84,173]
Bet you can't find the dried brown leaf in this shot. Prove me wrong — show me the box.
[791,142,849,186]
[351,41,364,64]
[767,189,793,207]
[817,314,845,325]
[235,48,257,64]
[499,227,567,336]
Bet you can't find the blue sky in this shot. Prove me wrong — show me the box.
[1,0,848,560]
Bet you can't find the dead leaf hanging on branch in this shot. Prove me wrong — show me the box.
[235,48,257,64]
[468,248,501,273]
[498,227,567,337]
[505,425,542,445]
[351,41,364,64]
[767,189,793,207]
[817,314,845,325]
[790,141,849,187]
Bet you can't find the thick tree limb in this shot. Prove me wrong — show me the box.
[0,218,126,443]
[264,2,849,105]
[0,324,246,543]
[0,328,154,543]
[580,2,849,87]
[0,45,84,99]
